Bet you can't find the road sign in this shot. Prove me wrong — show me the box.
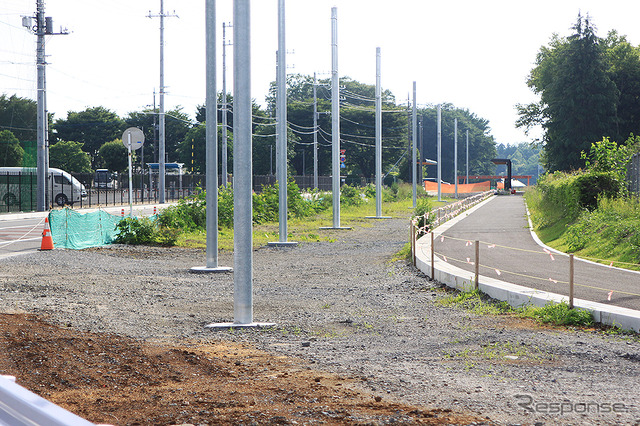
[122,127,144,151]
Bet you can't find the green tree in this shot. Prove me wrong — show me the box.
[0,95,38,143]
[269,74,407,179]
[49,140,92,173]
[421,104,497,183]
[517,14,619,171]
[54,107,126,164]
[98,140,129,172]
[603,31,640,141]
[0,130,24,167]
[125,107,192,167]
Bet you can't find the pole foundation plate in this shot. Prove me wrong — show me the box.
[267,241,299,248]
[205,322,277,329]
[190,266,233,274]
[319,226,352,230]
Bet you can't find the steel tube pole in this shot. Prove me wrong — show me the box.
[412,82,417,208]
[454,118,458,198]
[466,129,469,184]
[222,22,229,187]
[233,0,253,324]
[331,7,340,228]
[277,0,288,242]
[313,72,318,189]
[375,47,382,217]
[158,0,166,204]
[437,104,442,202]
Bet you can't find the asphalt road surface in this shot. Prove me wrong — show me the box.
[432,194,640,311]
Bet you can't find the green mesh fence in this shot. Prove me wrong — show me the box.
[49,208,128,249]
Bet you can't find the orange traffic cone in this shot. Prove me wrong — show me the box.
[40,217,54,251]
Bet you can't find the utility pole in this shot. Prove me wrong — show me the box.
[270,0,296,247]
[313,72,318,189]
[222,21,231,187]
[437,104,442,202]
[26,0,67,211]
[466,129,469,184]
[454,118,458,198]
[412,82,417,209]
[148,0,178,204]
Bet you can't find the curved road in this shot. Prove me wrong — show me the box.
[432,194,640,311]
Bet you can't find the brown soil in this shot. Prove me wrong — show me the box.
[0,313,485,425]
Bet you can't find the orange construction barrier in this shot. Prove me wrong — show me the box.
[424,180,490,194]
[40,217,54,251]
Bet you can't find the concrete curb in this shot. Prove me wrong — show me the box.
[415,196,640,332]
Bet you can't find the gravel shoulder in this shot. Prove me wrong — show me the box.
[1,216,639,425]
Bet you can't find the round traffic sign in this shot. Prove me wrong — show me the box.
[122,127,145,151]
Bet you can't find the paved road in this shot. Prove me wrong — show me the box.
[433,194,640,311]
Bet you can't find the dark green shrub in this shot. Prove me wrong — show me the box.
[574,172,622,211]
[340,184,363,206]
[115,217,158,245]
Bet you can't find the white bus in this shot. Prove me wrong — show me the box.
[0,167,87,207]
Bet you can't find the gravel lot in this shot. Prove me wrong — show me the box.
[1,216,640,425]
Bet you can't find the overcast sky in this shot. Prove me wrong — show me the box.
[2,1,640,146]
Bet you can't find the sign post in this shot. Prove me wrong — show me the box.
[122,127,145,216]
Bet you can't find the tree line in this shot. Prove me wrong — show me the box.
[517,13,640,172]
[0,74,501,182]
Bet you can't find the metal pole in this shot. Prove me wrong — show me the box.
[437,104,442,202]
[331,7,341,228]
[412,81,417,209]
[222,22,229,187]
[158,0,166,204]
[128,134,133,216]
[466,129,469,184]
[313,72,318,189]
[277,0,288,242]
[454,118,458,198]
[193,0,232,273]
[375,47,382,217]
[233,0,253,324]
[36,0,47,211]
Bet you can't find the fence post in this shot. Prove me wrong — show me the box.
[430,231,435,279]
[474,240,480,290]
[569,254,574,309]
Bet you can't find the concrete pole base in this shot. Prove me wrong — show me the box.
[205,322,277,329]
[190,266,233,274]
[267,241,299,248]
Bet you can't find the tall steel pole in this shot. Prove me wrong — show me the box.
[193,0,231,274]
[437,104,442,202]
[454,118,458,198]
[412,82,417,209]
[313,72,318,189]
[148,1,177,203]
[466,129,469,184]
[331,7,341,228]
[222,22,230,187]
[158,0,166,203]
[272,0,295,246]
[233,0,253,324]
[36,0,47,211]
[375,47,382,217]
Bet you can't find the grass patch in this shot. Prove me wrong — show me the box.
[436,288,597,328]
[518,301,594,327]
